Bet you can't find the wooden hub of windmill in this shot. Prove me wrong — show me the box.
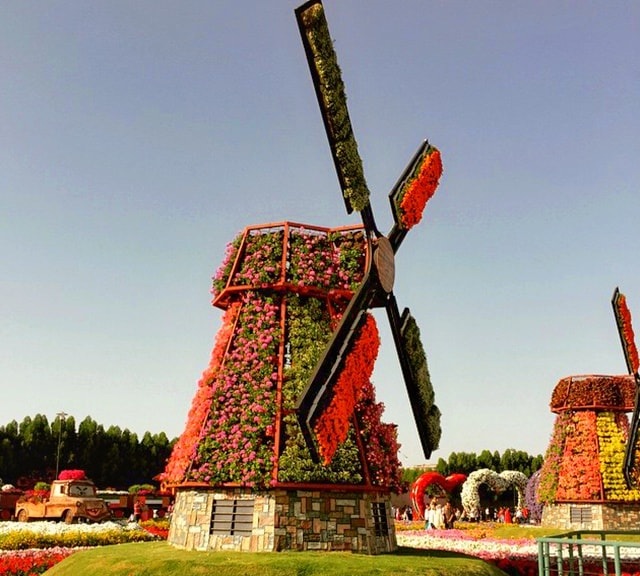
[373,236,395,293]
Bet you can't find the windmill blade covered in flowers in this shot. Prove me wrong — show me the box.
[294,0,443,465]
[612,287,640,487]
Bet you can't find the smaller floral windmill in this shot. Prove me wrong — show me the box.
[537,290,640,529]
[294,0,442,467]
[612,287,640,487]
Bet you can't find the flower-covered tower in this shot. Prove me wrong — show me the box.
[163,223,405,552]
[538,374,640,529]
[163,222,402,491]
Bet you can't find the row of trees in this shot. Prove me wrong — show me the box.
[402,449,544,486]
[2,414,543,492]
[0,414,175,489]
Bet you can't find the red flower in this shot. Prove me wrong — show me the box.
[313,314,380,465]
[58,469,86,480]
[555,411,602,501]
[399,147,443,230]
[615,293,640,374]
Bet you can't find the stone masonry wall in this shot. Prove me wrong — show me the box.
[168,487,397,554]
[542,503,640,530]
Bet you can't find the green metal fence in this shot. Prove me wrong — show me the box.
[537,530,640,576]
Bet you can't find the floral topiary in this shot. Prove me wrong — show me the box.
[524,470,543,524]
[161,223,402,491]
[58,469,87,481]
[392,145,443,231]
[460,469,527,517]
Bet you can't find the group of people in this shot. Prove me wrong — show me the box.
[465,505,530,524]
[393,500,459,530]
[393,501,530,529]
[423,499,457,530]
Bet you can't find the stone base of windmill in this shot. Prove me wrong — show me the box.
[167,485,397,554]
[542,503,640,531]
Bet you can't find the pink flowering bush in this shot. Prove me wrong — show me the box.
[188,292,281,486]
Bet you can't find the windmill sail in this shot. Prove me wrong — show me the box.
[612,287,640,488]
[386,295,441,459]
[295,0,443,466]
[295,0,370,215]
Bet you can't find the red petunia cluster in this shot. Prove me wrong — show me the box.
[555,411,602,501]
[616,293,640,374]
[399,148,443,230]
[313,314,380,465]
[57,469,86,481]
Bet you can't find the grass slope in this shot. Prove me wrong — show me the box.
[46,542,507,576]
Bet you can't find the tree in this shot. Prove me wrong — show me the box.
[435,457,449,476]
[0,421,19,482]
[401,466,424,487]
[446,452,478,476]
[477,449,496,471]
[21,414,54,475]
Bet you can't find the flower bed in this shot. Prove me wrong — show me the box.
[4,518,640,575]
[0,546,80,576]
[397,528,538,575]
[0,520,162,575]
[0,520,158,550]
[396,523,640,576]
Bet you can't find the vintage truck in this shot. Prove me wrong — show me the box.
[15,478,111,523]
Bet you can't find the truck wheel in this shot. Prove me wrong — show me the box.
[17,509,28,522]
[62,510,75,524]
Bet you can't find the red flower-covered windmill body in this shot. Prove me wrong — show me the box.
[537,290,640,527]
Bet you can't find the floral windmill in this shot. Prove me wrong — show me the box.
[294,0,443,465]
[162,1,445,553]
[612,287,640,487]
[161,0,442,495]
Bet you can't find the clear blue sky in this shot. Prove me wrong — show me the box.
[2,1,639,467]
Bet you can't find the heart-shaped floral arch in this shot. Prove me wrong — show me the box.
[410,472,467,519]
[460,469,528,516]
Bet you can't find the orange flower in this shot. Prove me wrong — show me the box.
[313,313,380,464]
[399,148,443,230]
[555,411,602,501]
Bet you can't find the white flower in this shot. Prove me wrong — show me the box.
[461,469,528,516]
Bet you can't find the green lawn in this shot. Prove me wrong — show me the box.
[46,542,507,576]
